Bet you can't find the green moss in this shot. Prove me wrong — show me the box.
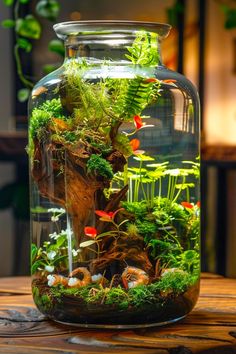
[150,270,197,295]
[87,154,114,179]
[41,98,64,118]
[29,108,51,139]
[129,285,156,307]
[89,140,113,156]
[122,201,148,218]
[104,286,128,306]
[135,219,158,237]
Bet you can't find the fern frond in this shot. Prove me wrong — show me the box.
[120,76,162,119]
[125,31,159,66]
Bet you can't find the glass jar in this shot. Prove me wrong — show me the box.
[29,20,200,328]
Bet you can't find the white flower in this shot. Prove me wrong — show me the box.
[49,232,59,240]
[48,208,65,213]
[72,249,81,257]
[45,265,54,273]
[51,215,59,222]
[47,251,56,260]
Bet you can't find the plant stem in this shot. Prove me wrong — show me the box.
[139,160,148,204]
[13,0,34,89]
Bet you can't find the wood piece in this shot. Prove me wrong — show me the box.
[0,274,235,353]
[0,277,31,295]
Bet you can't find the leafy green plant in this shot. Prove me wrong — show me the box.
[1,0,61,101]
[31,208,80,274]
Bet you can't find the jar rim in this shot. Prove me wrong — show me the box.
[53,20,171,40]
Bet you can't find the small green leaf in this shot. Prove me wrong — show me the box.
[31,244,38,263]
[133,154,155,161]
[79,240,96,248]
[16,15,41,39]
[20,0,30,3]
[3,0,14,6]
[175,183,195,190]
[31,260,45,274]
[48,39,64,56]
[17,88,30,102]
[1,19,15,28]
[17,38,32,52]
[36,0,60,21]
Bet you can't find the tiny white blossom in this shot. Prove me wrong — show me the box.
[72,249,80,257]
[47,251,56,260]
[45,265,54,273]
[51,215,59,222]
[49,232,59,240]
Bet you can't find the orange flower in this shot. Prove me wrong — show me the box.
[133,115,144,130]
[130,138,140,151]
[181,202,193,209]
[84,226,97,238]
[196,201,201,208]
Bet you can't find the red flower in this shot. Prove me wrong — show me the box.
[134,115,144,130]
[144,78,158,83]
[130,138,140,151]
[197,201,201,208]
[181,202,193,209]
[95,210,114,219]
[84,226,97,238]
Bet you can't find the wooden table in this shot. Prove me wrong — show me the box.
[0,274,235,354]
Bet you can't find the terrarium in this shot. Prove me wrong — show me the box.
[29,21,200,328]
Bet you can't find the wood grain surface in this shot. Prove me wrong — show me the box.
[0,274,235,354]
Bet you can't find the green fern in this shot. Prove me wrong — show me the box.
[120,76,161,119]
[125,31,160,66]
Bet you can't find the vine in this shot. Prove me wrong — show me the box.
[1,0,62,101]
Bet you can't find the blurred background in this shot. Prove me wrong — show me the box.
[0,0,235,277]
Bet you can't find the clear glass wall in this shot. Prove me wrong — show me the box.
[29,21,200,327]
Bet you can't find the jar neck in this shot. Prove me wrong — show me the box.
[63,33,163,65]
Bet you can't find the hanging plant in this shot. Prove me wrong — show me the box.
[1,0,62,102]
